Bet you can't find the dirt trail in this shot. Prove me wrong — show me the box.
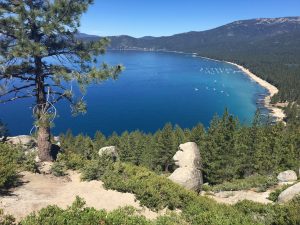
[0,171,157,220]
[206,190,272,204]
[0,170,277,221]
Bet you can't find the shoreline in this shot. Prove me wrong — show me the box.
[110,49,286,122]
[225,62,286,122]
[199,55,286,122]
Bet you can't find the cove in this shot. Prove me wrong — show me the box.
[0,51,269,136]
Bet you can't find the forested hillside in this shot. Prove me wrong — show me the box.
[57,111,300,185]
[79,17,300,103]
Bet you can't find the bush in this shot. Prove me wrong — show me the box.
[0,144,19,189]
[154,212,189,225]
[0,143,41,188]
[268,184,294,202]
[102,162,197,210]
[207,175,278,192]
[51,161,67,177]
[80,154,114,181]
[101,163,257,225]
[0,209,15,225]
[235,197,300,225]
[21,152,39,173]
[20,196,152,225]
[273,196,300,225]
[56,152,86,171]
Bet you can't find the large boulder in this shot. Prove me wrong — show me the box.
[168,142,203,191]
[278,182,300,203]
[277,170,297,182]
[98,146,119,161]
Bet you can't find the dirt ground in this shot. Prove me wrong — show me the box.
[0,171,158,221]
[206,190,272,204]
[0,169,277,221]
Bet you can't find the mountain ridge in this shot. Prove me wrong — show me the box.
[78,16,300,39]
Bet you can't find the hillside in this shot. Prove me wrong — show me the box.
[79,17,300,104]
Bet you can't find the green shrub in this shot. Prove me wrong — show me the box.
[273,196,300,225]
[20,196,152,225]
[234,200,278,225]
[0,209,15,225]
[102,162,197,210]
[234,197,300,225]
[0,144,19,189]
[101,163,258,225]
[56,152,86,170]
[208,175,277,192]
[51,161,67,177]
[154,212,189,225]
[268,184,294,202]
[0,143,42,188]
[80,154,114,181]
[201,183,211,192]
[21,152,39,173]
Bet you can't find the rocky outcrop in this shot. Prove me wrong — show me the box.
[168,142,203,191]
[278,182,300,203]
[5,135,61,161]
[6,135,37,149]
[99,146,119,161]
[277,170,297,182]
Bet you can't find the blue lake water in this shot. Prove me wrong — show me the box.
[0,51,268,136]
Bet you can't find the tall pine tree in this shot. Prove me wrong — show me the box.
[0,1,122,161]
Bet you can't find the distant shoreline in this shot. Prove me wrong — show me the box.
[110,49,286,122]
[200,56,286,122]
[224,62,286,122]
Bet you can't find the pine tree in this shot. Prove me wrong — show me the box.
[93,131,107,150]
[173,125,186,147]
[0,1,122,161]
[190,123,205,147]
[118,131,131,161]
[106,132,120,146]
[155,123,176,172]
[139,134,157,170]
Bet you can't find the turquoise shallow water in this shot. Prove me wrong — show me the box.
[0,51,268,136]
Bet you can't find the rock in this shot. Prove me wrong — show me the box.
[98,146,119,161]
[168,142,203,191]
[53,136,61,147]
[6,135,36,149]
[169,167,202,191]
[6,135,61,161]
[0,136,6,142]
[53,136,60,142]
[277,170,297,182]
[278,182,300,203]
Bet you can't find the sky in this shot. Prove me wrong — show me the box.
[80,0,300,37]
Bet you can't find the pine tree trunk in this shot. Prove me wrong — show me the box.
[37,122,52,161]
[35,55,52,162]
[165,163,170,172]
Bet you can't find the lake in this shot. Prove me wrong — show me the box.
[0,51,268,136]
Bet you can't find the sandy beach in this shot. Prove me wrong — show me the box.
[226,62,286,122]
[199,55,286,122]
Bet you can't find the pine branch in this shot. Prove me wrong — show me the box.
[0,94,34,103]
[0,83,36,97]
